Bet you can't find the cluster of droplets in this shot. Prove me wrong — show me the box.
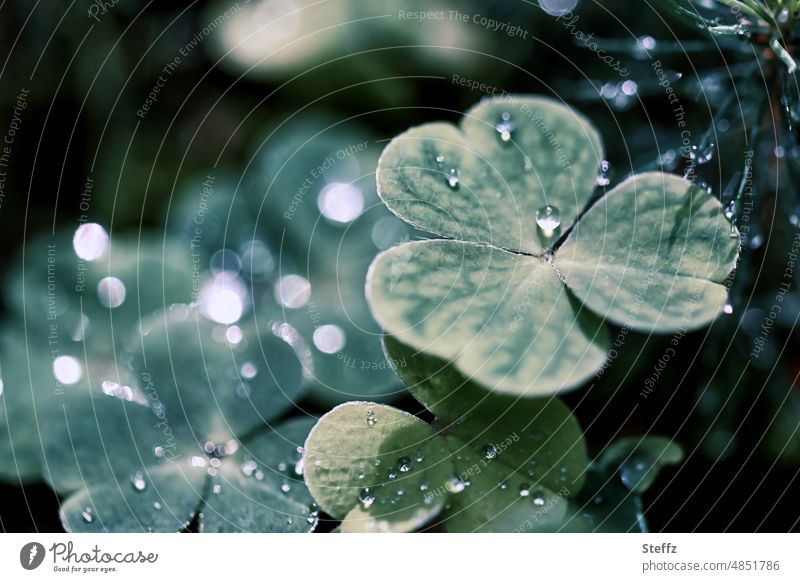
[495,111,516,143]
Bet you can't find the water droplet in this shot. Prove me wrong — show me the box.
[241,459,257,476]
[435,154,445,166]
[191,456,207,468]
[209,249,241,277]
[481,444,497,460]
[596,160,611,187]
[359,488,376,508]
[397,457,412,472]
[81,507,94,523]
[240,361,258,379]
[495,112,515,143]
[619,458,649,491]
[53,355,83,385]
[280,481,292,494]
[318,182,364,223]
[212,483,222,495]
[519,484,531,497]
[536,205,561,235]
[415,452,425,463]
[723,303,734,315]
[419,481,430,492]
[254,470,264,481]
[387,469,398,479]
[446,475,467,494]
[131,471,147,492]
[366,410,377,426]
[446,168,460,189]
[154,446,165,458]
[73,223,109,261]
[532,491,546,506]
[724,200,736,221]
[523,156,533,172]
[313,324,346,354]
[498,481,508,490]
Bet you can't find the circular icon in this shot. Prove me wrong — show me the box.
[20,542,46,570]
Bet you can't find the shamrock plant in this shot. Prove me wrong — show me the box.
[367,96,740,395]
[302,339,682,532]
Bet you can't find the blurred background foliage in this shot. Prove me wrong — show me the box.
[0,0,798,531]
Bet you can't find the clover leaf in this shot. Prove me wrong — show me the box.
[41,305,319,532]
[559,436,683,533]
[367,95,739,395]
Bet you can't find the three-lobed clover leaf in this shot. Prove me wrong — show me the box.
[303,343,590,533]
[367,95,739,396]
[41,305,319,532]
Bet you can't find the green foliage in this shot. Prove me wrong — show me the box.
[303,345,682,532]
[368,95,739,396]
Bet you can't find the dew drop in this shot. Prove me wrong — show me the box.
[519,484,531,497]
[81,507,94,523]
[131,471,147,492]
[359,488,376,508]
[415,452,425,463]
[495,112,515,143]
[240,361,258,379]
[523,156,534,172]
[212,483,222,495]
[498,481,508,490]
[366,410,377,426]
[532,491,546,506]
[153,501,162,510]
[419,481,430,492]
[536,205,561,235]
[723,303,734,315]
[446,475,467,494]
[435,154,445,166]
[313,324,346,354]
[281,481,292,494]
[724,200,736,221]
[446,168,460,189]
[387,469,398,479]
[241,459,257,476]
[397,457,412,472]
[481,444,497,460]
[53,355,83,385]
[596,160,611,187]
